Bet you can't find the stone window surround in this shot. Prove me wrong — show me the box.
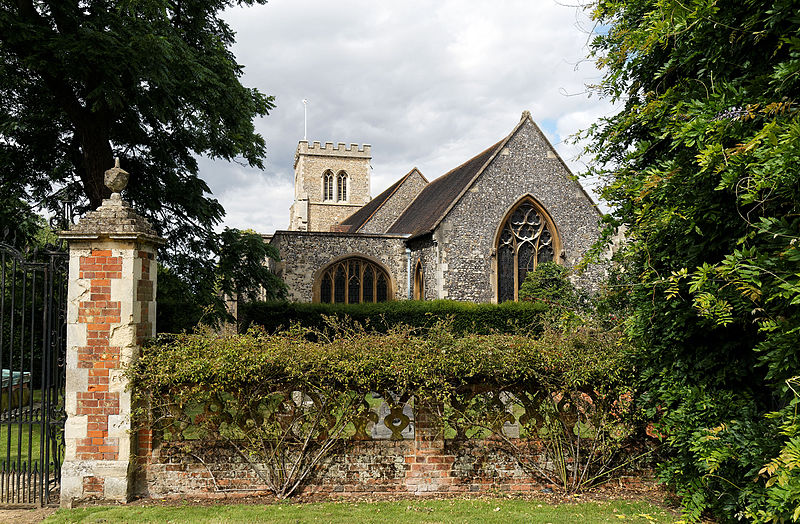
[312,253,396,303]
[489,194,564,302]
[337,171,349,202]
[323,170,334,201]
[321,169,350,203]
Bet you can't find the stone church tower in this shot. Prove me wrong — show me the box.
[289,140,372,231]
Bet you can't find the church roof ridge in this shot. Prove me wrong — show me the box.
[385,139,502,237]
[386,111,600,238]
[386,113,534,238]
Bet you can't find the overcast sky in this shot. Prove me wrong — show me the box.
[200,0,617,233]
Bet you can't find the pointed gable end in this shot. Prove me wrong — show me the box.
[387,112,599,239]
[339,168,429,233]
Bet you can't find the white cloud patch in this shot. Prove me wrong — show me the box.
[199,0,614,233]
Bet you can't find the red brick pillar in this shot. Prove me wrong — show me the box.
[406,402,454,494]
[60,164,163,505]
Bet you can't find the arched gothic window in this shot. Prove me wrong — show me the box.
[323,171,334,201]
[318,257,391,303]
[413,260,425,300]
[337,171,348,202]
[496,198,559,302]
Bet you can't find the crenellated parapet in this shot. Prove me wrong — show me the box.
[295,141,371,167]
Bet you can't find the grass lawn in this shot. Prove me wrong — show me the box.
[0,422,42,466]
[43,498,679,523]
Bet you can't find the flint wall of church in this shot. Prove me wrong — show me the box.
[360,171,428,234]
[407,236,438,300]
[435,120,603,302]
[270,231,409,302]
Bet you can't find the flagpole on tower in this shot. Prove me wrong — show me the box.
[302,99,308,140]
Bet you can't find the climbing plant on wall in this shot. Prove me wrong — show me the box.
[132,322,639,498]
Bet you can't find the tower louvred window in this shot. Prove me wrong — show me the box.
[497,198,559,302]
[318,257,391,303]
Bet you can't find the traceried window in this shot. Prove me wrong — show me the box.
[337,171,348,202]
[318,257,391,303]
[323,171,334,201]
[497,198,559,302]
[413,260,425,300]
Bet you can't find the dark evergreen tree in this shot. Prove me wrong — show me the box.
[0,1,284,329]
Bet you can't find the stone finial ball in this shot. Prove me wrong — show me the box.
[104,157,129,193]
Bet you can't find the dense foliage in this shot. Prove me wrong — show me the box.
[518,262,581,307]
[135,326,626,397]
[158,229,286,333]
[238,299,549,337]
[0,1,283,315]
[585,0,800,520]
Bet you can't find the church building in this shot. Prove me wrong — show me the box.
[268,111,602,303]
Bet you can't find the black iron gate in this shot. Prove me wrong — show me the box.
[0,242,67,506]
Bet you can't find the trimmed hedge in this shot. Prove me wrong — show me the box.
[238,299,549,336]
[134,325,629,396]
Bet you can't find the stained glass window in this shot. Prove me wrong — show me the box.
[320,273,333,303]
[333,265,346,303]
[497,199,559,302]
[317,257,391,303]
[363,266,374,302]
[376,272,388,302]
[347,259,361,304]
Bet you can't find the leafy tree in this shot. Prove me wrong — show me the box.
[0,194,43,249]
[218,228,285,303]
[157,229,286,333]
[584,0,800,520]
[0,0,284,322]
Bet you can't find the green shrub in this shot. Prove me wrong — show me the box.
[238,299,548,337]
[518,262,590,310]
[135,324,625,396]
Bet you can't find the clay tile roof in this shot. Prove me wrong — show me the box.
[339,168,425,232]
[386,139,505,237]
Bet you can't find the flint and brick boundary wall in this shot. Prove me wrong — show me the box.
[137,407,554,499]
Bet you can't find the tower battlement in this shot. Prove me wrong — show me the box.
[295,141,371,167]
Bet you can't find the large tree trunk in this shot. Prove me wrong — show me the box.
[75,113,114,210]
